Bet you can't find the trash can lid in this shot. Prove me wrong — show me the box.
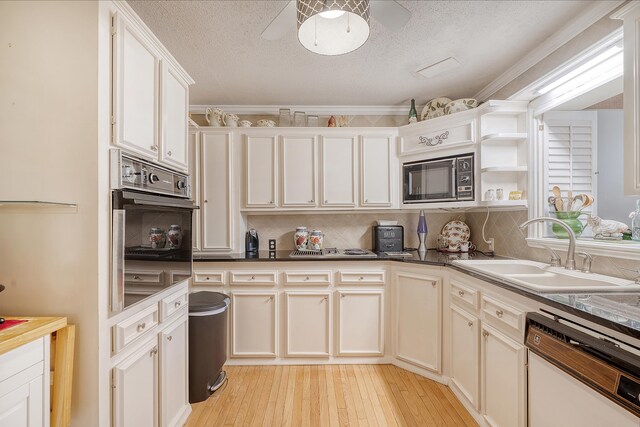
[189,291,230,313]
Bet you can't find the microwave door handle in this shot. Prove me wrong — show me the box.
[111,209,125,313]
[451,160,457,198]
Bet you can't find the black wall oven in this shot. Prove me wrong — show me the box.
[111,151,196,313]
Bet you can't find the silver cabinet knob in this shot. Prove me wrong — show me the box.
[496,310,504,318]
[483,331,490,338]
[458,290,464,296]
[167,150,172,156]
[134,275,141,280]
[365,199,369,203]
[150,145,158,152]
[137,322,146,332]
[468,321,473,327]
[324,200,328,203]
[174,301,182,308]
[149,346,158,357]
[167,336,173,341]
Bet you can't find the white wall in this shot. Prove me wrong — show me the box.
[0,2,101,426]
[596,109,638,224]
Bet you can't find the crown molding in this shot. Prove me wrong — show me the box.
[473,0,625,102]
[189,105,409,115]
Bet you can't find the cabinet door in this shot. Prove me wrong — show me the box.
[0,375,44,427]
[159,64,189,171]
[113,13,160,159]
[281,136,317,206]
[160,316,188,427]
[360,135,393,206]
[246,135,277,207]
[394,272,442,372]
[450,304,479,409]
[189,130,201,251]
[201,131,233,251]
[285,292,331,357]
[336,290,384,356]
[320,136,356,206]
[113,337,159,427]
[481,324,526,427]
[231,292,278,357]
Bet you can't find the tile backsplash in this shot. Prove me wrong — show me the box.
[247,212,465,251]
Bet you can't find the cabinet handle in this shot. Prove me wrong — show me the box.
[324,200,328,203]
[365,199,369,203]
[149,346,158,357]
[250,276,255,280]
[174,301,182,308]
[167,336,173,341]
[304,276,309,281]
[359,276,364,281]
[167,150,172,156]
[133,275,141,280]
[496,310,504,318]
[432,282,436,287]
[483,331,489,338]
[323,296,328,301]
[206,276,210,280]
[468,321,473,327]
[269,201,274,204]
[137,322,146,332]
[308,200,314,203]
[341,294,345,298]
[204,200,208,203]
[150,145,158,152]
[269,295,274,301]
[458,290,465,296]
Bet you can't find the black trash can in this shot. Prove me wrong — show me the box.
[188,291,230,403]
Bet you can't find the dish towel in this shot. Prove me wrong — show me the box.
[0,319,28,332]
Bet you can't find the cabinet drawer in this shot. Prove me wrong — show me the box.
[338,271,386,285]
[160,290,188,321]
[125,270,164,285]
[113,304,159,352]
[451,281,479,310]
[482,295,524,336]
[230,271,278,286]
[0,338,44,384]
[193,271,226,285]
[283,271,332,286]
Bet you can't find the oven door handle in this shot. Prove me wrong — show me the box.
[131,199,200,210]
[111,209,125,313]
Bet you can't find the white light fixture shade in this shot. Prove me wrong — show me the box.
[297,0,370,56]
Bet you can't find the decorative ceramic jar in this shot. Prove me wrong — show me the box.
[205,107,224,127]
[308,230,324,251]
[223,113,239,127]
[149,227,166,249]
[167,225,183,249]
[294,227,309,250]
[257,119,276,127]
[238,120,252,127]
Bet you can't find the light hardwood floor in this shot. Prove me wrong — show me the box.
[185,364,477,426]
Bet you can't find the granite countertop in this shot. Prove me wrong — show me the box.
[193,249,640,341]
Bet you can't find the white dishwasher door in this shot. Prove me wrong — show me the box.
[529,352,640,427]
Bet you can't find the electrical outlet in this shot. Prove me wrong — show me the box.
[488,238,495,253]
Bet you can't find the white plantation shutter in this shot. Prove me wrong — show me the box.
[543,111,598,215]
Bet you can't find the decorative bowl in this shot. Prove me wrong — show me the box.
[550,211,585,239]
[257,119,276,127]
[421,97,451,120]
[444,98,478,115]
[238,120,252,127]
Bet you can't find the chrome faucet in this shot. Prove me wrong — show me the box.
[519,217,576,270]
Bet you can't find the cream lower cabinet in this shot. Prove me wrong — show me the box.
[394,272,442,372]
[480,323,527,427]
[0,338,48,427]
[285,292,331,357]
[450,304,480,409]
[113,337,159,427]
[230,291,278,357]
[336,290,384,356]
[159,316,188,427]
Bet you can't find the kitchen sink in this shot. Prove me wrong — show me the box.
[453,259,640,293]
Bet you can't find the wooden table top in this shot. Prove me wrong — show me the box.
[0,316,67,356]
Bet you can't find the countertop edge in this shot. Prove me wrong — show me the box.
[0,316,68,356]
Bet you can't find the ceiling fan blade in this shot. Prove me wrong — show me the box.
[370,0,411,31]
[261,1,297,41]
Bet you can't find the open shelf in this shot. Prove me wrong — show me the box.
[480,133,528,143]
[478,199,528,207]
[481,166,528,173]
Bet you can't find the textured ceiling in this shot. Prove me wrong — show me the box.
[128,0,593,106]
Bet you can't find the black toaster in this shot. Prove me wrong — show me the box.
[373,225,404,253]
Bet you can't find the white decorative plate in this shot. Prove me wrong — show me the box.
[441,220,470,249]
[421,97,452,120]
[444,98,478,115]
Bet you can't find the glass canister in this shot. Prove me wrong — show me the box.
[167,224,183,249]
[149,227,166,249]
[308,230,324,251]
[550,211,584,238]
[294,227,309,250]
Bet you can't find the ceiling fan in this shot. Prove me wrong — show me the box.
[261,0,411,42]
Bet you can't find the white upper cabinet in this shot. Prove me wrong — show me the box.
[113,13,160,160]
[112,12,193,171]
[281,135,317,207]
[613,3,640,195]
[320,136,357,206]
[201,131,233,251]
[360,135,393,207]
[245,135,277,207]
[159,64,189,171]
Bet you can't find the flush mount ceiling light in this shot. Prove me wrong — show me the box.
[296,0,370,56]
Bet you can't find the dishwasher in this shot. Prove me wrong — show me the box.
[526,312,640,426]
